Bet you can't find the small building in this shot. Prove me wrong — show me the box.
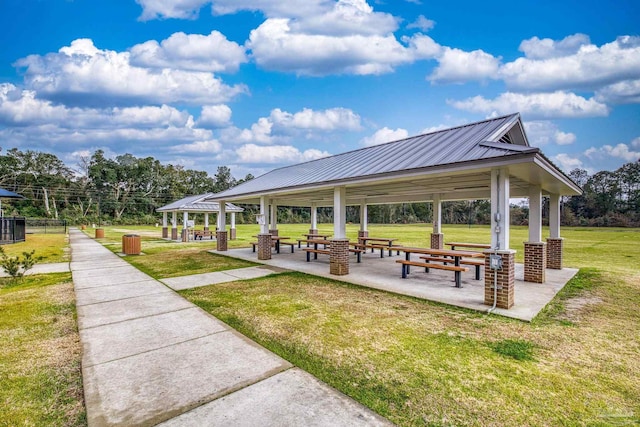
[206,113,581,311]
[156,194,244,242]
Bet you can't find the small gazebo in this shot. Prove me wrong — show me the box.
[206,113,581,311]
[156,194,244,243]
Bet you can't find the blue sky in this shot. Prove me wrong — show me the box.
[0,0,638,179]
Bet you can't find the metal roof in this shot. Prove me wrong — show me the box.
[209,113,581,204]
[0,188,25,199]
[156,193,244,213]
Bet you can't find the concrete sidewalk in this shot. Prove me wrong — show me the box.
[70,229,392,427]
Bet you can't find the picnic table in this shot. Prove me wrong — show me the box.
[357,237,398,257]
[298,233,332,247]
[303,239,365,262]
[445,242,491,251]
[394,246,485,288]
[251,235,294,254]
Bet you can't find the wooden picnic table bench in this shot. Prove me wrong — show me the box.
[419,255,484,280]
[396,259,469,283]
[394,246,484,288]
[251,236,295,254]
[445,242,491,251]
[193,230,214,240]
[304,239,365,262]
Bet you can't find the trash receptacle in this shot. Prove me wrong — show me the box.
[95,228,105,238]
[122,234,141,255]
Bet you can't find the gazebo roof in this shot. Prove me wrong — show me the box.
[209,113,581,206]
[156,193,244,213]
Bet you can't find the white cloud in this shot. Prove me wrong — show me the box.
[220,107,361,144]
[210,0,330,19]
[269,107,361,131]
[129,31,247,73]
[235,143,330,163]
[291,0,399,37]
[197,104,232,128]
[14,38,247,107]
[595,79,640,104]
[585,143,640,163]
[632,137,640,149]
[135,0,210,21]
[523,121,576,146]
[519,33,591,59]
[360,127,408,146]
[247,18,414,76]
[407,15,435,31]
[429,47,500,84]
[0,83,192,128]
[448,91,609,119]
[169,139,222,153]
[500,35,640,91]
[553,153,583,172]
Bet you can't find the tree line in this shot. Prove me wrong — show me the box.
[1,148,638,227]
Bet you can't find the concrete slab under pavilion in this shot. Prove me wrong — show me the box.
[216,247,578,322]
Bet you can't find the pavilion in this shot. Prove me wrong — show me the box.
[206,113,581,310]
[156,194,243,244]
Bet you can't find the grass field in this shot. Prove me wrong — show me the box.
[0,272,85,426]
[84,223,640,425]
[11,224,634,426]
[0,233,70,264]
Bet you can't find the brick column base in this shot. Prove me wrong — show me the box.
[330,239,350,275]
[258,234,272,260]
[484,250,515,309]
[203,226,209,232]
[430,233,444,249]
[358,230,369,238]
[171,228,178,240]
[162,227,168,238]
[524,242,547,283]
[269,229,279,236]
[216,231,228,251]
[230,228,236,240]
[309,228,318,235]
[546,238,563,269]
[181,229,189,242]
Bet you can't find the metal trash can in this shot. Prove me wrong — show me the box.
[122,234,141,255]
[95,228,105,238]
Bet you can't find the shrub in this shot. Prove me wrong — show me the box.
[0,246,41,283]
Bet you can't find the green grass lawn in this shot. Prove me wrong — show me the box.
[0,273,85,426]
[78,223,640,425]
[0,233,70,264]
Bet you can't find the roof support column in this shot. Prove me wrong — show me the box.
[204,213,209,231]
[182,211,189,242]
[259,196,269,235]
[331,186,349,276]
[547,193,563,269]
[528,185,542,243]
[217,201,227,251]
[162,212,168,238]
[359,202,368,238]
[230,212,236,240]
[431,195,443,249]
[491,168,510,250]
[524,185,546,282]
[257,196,271,260]
[171,211,177,240]
[333,186,346,239]
[310,203,318,234]
[485,167,515,309]
[269,201,278,236]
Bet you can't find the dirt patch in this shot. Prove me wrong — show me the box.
[560,296,603,322]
